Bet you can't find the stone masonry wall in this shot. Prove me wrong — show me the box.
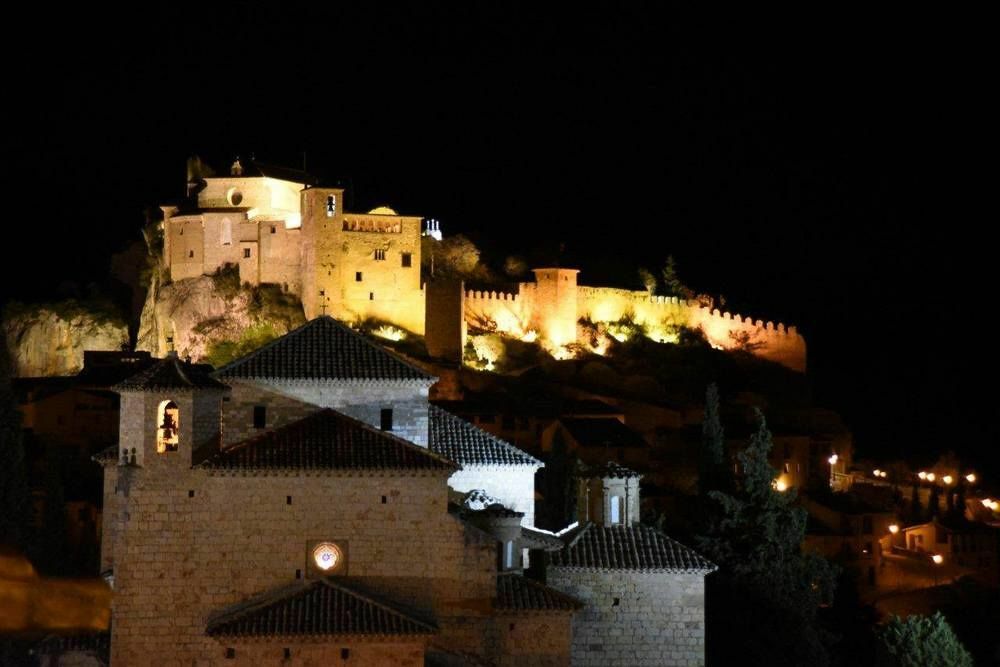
[547,570,706,667]
[255,380,433,448]
[108,467,488,664]
[212,641,425,666]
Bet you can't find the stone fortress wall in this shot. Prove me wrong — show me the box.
[462,270,807,372]
[161,164,805,372]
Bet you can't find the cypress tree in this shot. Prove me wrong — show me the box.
[910,483,923,523]
[699,382,726,495]
[928,484,941,519]
[876,612,973,667]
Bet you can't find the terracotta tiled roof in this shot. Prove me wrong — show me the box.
[495,573,582,613]
[559,418,646,449]
[213,316,434,382]
[550,523,716,573]
[114,355,228,391]
[206,578,436,638]
[429,405,541,467]
[199,409,456,473]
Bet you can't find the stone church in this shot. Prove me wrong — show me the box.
[93,317,714,665]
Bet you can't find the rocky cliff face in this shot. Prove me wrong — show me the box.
[136,272,305,365]
[3,306,129,377]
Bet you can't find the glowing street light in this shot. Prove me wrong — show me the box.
[932,554,944,565]
[873,469,881,477]
[828,454,838,465]
[927,473,936,483]
[774,479,788,492]
[942,475,953,485]
[889,524,900,534]
[982,498,994,508]
[918,471,928,480]
[966,473,976,484]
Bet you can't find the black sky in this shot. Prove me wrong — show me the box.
[5,6,996,477]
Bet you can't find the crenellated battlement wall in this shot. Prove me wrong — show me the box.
[461,279,807,372]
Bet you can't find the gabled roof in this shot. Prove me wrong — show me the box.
[550,523,716,574]
[199,408,457,474]
[520,527,566,551]
[206,578,436,638]
[559,418,646,449]
[213,316,434,382]
[114,355,228,392]
[495,573,582,613]
[429,405,541,467]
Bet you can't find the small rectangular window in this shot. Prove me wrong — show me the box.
[340,649,350,660]
[319,290,325,296]
[188,490,195,498]
[381,408,393,431]
[270,225,276,234]
[225,648,235,659]
[189,250,194,258]
[355,272,362,282]
[326,195,336,217]
[243,248,252,258]
[283,648,291,659]
[253,406,266,429]
[504,540,515,569]
[610,495,622,524]
[369,292,374,300]
[401,252,412,267]
[286,495,292,505]
[374,249,386,261]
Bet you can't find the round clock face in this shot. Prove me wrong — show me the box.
[312,543,342,571]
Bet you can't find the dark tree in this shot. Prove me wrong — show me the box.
[698,408,837,666]
[910,482,923,522]
[0,330,30,550]
[660,255,693,300]
[928,484,940,519]
[36,450,68,575]
[699,382,726,495]
[876,613,973,667]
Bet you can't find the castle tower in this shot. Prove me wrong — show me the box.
[531,268,579,348]
[577,462,642,527]
[300,186,345,320]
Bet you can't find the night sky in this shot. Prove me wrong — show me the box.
[6,7,995,477]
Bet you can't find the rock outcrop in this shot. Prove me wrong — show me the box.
[137,272,305,365]
[3,304,129,377]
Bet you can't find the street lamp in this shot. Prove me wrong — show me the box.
[889,524,899,534]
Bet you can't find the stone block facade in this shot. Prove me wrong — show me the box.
[547,570,707,667]
[448,466,539,528]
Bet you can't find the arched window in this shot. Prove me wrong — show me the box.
[157,400,180,453]
[220,218,232,246]
[326,195,336,217]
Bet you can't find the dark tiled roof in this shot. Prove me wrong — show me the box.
[495,573,582,613]
[559,418,646,449]
[199,409,456,474]
[114,355,228,392]
[214,316,434,382]
[586,461,642,479]
[429,405,540,467]
[206,578,436,638]
[520,527,566,551]
[550,523,716,573]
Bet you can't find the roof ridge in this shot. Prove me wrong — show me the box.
[319,578,437,632]
[330,407,459,469]
[206,580,312,629]
[336,318,437,381]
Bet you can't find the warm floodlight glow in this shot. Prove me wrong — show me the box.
[828,454,838,465]
[873,469,881,477]
[312,543,342,571]
[982,498,994,508]
[521,330,538,343]
[966,474,976,484]
[918,471,927,480]
[774,479,788,492]
[372,325,406,342]
[927,473,936,482]
[932,554,944,565]
[889,524,899,534]
[942,475,953,485]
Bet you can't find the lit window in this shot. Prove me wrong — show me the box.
[610,495,622,524]
[243,248,251,258]
[374,249,386,261]
[312,542,343,571]
[326,195,336,217]
[401,252,412,267]
[156,400,180,454]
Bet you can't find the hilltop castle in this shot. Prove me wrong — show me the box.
[159,158,806,371]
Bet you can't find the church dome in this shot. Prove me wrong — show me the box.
[367,205,399,215]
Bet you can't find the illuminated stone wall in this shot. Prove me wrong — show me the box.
[548,570,706,667]
[215,643,426,665]
[463,278,807,372]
